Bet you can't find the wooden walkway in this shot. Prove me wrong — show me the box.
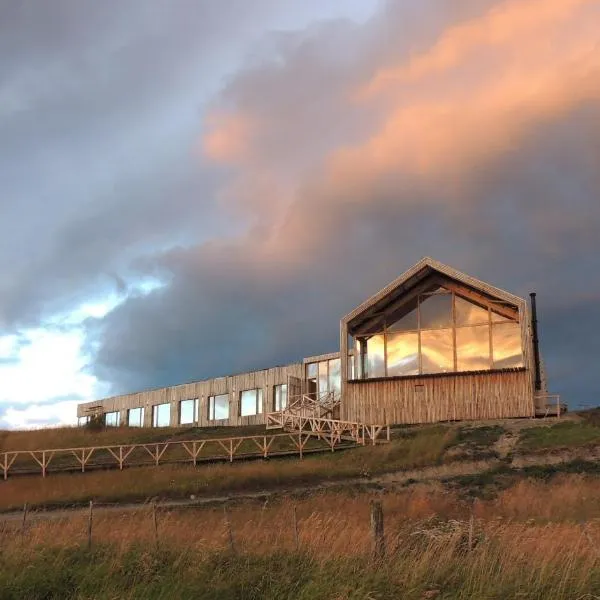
[0,430,358,480]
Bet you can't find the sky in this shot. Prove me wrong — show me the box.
[0,0,599,429]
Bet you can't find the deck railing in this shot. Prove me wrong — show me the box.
[0,429,359,481]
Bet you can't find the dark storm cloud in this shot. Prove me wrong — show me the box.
[89,0,600,412]
[2,0,598,411]
[0,0,356,329]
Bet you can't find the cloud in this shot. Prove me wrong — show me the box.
[2,0,599,415]
[0,399,82,430]
[88,0,600,413]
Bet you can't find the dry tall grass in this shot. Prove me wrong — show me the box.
[0,427,453,511]
[3,478,600,598]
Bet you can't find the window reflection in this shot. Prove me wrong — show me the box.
[318,361,328,394]
[152,403,170,427]
[366,334,385,378]
[455,296,489,326]
[105,411,119,427]
[419,291,453,329]
[179,399,197,425]
[128,407,144,427]
[208,394,229,420]
[328,358,341,395]
[274,384,287,411]
[386,332,419,376]
[387,306,418,331]
[492,322,523,368]
[240,388,263,416]
[421,329,454,373]
[352,289,522,379]
[456,325,490,371]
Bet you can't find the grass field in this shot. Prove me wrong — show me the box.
[5,415,600,511]
[3,476,600,599]
[0,426,453,511]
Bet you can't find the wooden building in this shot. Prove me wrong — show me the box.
[78,257,550,428]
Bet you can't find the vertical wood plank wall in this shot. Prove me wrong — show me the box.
[344,369,534,425]
[77,363,303,427]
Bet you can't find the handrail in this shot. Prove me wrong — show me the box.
[0,429,357,481]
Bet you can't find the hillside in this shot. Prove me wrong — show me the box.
[3,412,600,599]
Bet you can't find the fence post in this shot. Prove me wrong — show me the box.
[292,505,300,551]
[21,503,28,541]
[468,505,474,551]
[224,505,235,553]
[87,500,93,551]
[153,501,159,550]
[370,500,385,560]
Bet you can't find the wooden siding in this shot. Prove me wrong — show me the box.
[77,363,303,427]
[343,369,534,425]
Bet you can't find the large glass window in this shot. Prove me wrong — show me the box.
[492,322,524,368]
[104,411,119,427]
[152,403,170,427]
[419,291,453,329]
[421,329,454,374]
[456,325,490,372]
[128,407,144,427]
[318,361,328,394]
[455,296,489,326]
[306,359,343,397]
[366,335,385,378]
[328,358,341,395]
[208,394,229,420]
[240,388,263,416]
[386,331,419,376]
[354,291,522,378]
[179,399,197,425]
[274,384,288,411]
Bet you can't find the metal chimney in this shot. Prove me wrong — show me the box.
[529,292,542,392]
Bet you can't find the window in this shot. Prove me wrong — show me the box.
[421,329,454,374]
[208,394,229,420]
[386,331,419,376]
[274,384,288,411]
[240,388,263,417]
[328,358,341,395]
[152,403,170,427]
[456,325,490,372]
[306,359,343,397]
[492,322,523,368]
[128,407,144,427]
[78,416,90,427]
[104,411,119,427]
[179,399,197,425]
[354,291,522,378]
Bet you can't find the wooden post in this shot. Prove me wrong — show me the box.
[370,500,385,560]
[468,508,474,552]
[223,505,235,553]
[21,503,28,540]
[292,505,300,551]
[87,500,93,551]
[152,501,159,549]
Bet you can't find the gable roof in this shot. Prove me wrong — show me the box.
[342,257,526,327]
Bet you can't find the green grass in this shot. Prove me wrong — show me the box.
[2,541,600,600]
[519,421,600,451]
[445,459,600,500]
[0,426,455,511]
[444,425,505,460]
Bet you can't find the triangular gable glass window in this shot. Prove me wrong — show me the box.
[387,305,418,332]
[455,296,489,326]
[419,290,452,329]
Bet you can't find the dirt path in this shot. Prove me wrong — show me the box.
[0,458,499,523]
